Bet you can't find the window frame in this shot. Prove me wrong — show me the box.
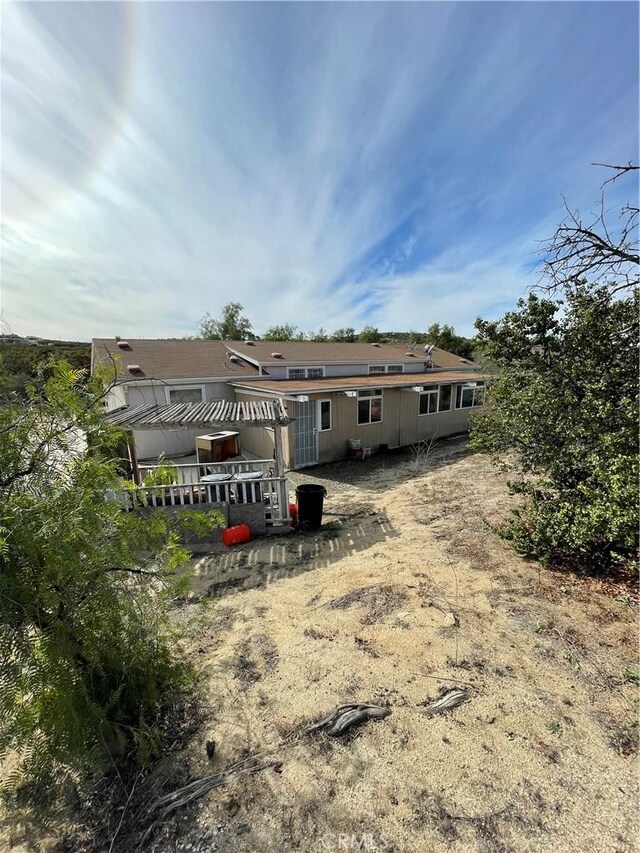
[455,381,485,409]
[318,399,332,432]
[287,367,306,380]
[166,385,205,405]
[357,388,383,425]
[418,385,440,416]
[438,383,453,412]
[368,364,405,375]
[287,366,326,379]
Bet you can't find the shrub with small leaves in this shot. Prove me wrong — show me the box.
[0,360,223,791]
[471,286,638,573]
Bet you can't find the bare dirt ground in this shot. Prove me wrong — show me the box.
[4,439,638,852]
[162,438,638,853]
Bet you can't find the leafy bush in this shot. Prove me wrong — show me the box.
[471,286,638,572]
[471,165,638,574]
[0,360,222,790]
[143,453,178,487]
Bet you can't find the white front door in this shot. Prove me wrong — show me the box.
[292,400,318,468]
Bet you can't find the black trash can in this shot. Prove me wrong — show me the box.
[295,483,327,530]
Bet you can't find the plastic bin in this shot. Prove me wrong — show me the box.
[295,483,327,530]
[200,472,232,502]
[233,471,263,504]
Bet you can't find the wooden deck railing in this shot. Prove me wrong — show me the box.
[137,459,274,486]
[115,475,290,526]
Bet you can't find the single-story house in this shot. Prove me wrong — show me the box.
[92,337,486,470]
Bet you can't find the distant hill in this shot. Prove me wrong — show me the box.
[0,336,91,391]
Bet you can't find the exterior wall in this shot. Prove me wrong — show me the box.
[233,391,289,467]
[236,424,276,463]
[130,382,478,467]
[117,381,237,462]
[104,384,126,412]
[124,380,235,409]
[133,426,209,461]
[292,385,478,467]
[264,362,430,380]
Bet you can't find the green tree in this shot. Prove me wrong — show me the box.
[0,339,91,394]
[0,360,221,788]
[470,166,638,572]
[330,327,356,342]
[198,303,253,340]
[357,325,381,343]
[262,323,303,341]
[425,323,475,359]
[306,327,328,342]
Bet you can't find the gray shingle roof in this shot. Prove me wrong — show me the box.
[226,340,475,369]
[92,338,259,381]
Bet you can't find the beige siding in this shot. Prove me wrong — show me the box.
[306,386,477,466]
[234,391,290,467]
[236,384,478,470]
[236,424,276,462]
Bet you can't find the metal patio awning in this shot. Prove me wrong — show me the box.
[105,398,291,429]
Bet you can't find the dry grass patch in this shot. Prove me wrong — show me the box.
[326,583,409,624]
[6,440,637,852]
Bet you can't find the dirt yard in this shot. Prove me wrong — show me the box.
[159,438,638,853]
[4,439,637,853]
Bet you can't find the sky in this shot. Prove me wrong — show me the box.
[1,1,638,341]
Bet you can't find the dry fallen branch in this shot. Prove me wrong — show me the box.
[147,757,279,820]
[419,688,470,716]
[307,702,392,736]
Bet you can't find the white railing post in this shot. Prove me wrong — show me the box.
[117,472,290,525]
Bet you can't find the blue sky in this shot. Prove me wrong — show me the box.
[1,1,638,340]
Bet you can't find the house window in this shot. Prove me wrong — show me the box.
[168,387,204,404]
[319,400,332,431]
[419,385,439,415]
[287,366,325,379]
[357,389,383,425]
[438,384,452,412]
[455,382,485,409]
[368,364,404,375]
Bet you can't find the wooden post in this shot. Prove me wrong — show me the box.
[273,424,284,477]
[126,430,140,485]
[273,424,290,523]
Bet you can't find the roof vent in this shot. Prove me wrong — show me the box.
[244,340,255,345]
[271,352,284,359]
[371,342,381,347]
[404,352,416,357]
[229,354,239,363]
[459,358,471,364]
[127,364,142,373]
[117,340,130,349]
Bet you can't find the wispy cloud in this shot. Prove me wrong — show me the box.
[1,2,638,339]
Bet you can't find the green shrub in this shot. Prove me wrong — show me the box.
[143,453,178,487]
[0,360,222,791]
[471,286,638,573]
